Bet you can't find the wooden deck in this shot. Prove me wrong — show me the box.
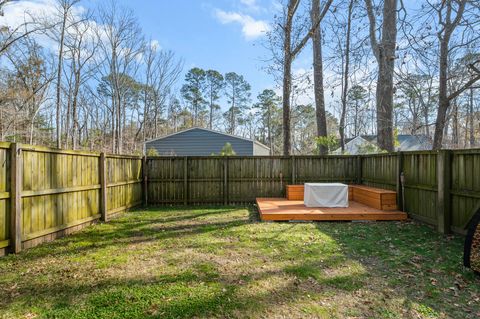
[256,198,408,221]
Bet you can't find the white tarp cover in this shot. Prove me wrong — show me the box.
[304,183,349,208]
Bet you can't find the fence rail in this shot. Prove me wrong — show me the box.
[2,144,480,256]
[0,143,143,255]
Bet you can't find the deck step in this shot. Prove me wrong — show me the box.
[256,198,407,222]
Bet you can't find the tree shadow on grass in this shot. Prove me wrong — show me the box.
[0,248,368,319]
[2,207,247,263]
[0,206,373,318]
[5,206,479,318]
[315,220,480,318]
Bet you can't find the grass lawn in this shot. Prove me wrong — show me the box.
[0,206,479,318]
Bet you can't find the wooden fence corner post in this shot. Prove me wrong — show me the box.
[99,152,108,222]
[437,150,452,234]
[183,156,188,205]
[142,155,148,207]
[356,156,362,185]
[396,152,404,211]
[10,143,22,254]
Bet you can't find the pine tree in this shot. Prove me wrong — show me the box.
[223,72,251,135]
[181,68,207,126]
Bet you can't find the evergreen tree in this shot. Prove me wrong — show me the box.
[205,70,224,129]
[254,89,281,154]
[180,68,206,126]
[223,72,251,135]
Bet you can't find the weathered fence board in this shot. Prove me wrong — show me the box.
[0,143,10,253]
[295,156,357,185]
[21,150,101,243]
[228,157,291,203]
[451,150,480,233]
[402,152,438,226]
[0,143,144,255]
[147,157,186,204]
[361,154,397,190]
[106,155,143,216]
[147,156,357,205]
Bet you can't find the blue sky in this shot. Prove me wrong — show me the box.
[108,0,279,99]
[1,0,282,99]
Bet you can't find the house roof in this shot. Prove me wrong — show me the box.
[144,127,270,151]
[397,134,432,151]
[341,134,432,154]
[332,136,377,155]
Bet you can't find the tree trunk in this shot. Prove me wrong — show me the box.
[433,37,450,150]
[365,0,397,151]
[209,90,213,129]
[312,0,328,155]
[282,53,292,156]
[267,105,273,155]
[375,0,397,152]
[230,87,236,135]
[71,70,81,150]
[55,9,68,149]
[339,0,353,152]
[452,102,459,147]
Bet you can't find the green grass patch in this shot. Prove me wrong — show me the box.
[0,206,479,318]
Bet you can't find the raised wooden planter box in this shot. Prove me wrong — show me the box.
[285,184,396,211]
[350,185,397,211]
[286,185,304,200]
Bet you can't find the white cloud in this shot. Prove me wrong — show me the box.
[240,0,261,12]
[0,0,89,52]
[214,9,270,40]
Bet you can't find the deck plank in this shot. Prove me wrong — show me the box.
[256,198,408,221]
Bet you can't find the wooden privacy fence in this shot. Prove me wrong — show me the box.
[146,150,480,235]
[355,150,480,235]
[2,145,480,256]
[0,143,143,255]
[146,156,358,205]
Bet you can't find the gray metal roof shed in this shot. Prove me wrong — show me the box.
[144,127,270,156]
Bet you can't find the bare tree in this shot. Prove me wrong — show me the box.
[3,37,54,143]
[51,0,80,148]
[64,14,98,149]
[278,0,332,155]
[429,0,480,149]
[148,49,182,139]
[337,0,354,152]
[0,1,51,56]
[365,0,398,152]
[96,0,144,153]
[311,0,333,154]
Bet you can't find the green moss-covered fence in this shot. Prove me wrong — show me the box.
[1,143,479,255]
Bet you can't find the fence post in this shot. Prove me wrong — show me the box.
[183,157,188,205]
[142,156,148,207]
[437,150,452,234]
[10,143,22,254]
[99,152,108,222]
[291,155,296,184]
[355,156,362,185]
[396,152,404,211]
[223,157,228,205]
